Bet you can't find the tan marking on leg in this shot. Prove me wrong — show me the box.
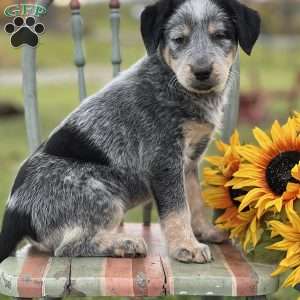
[182,121,213,168]
[161,210,212,263]
[183,121,213,145]
[186,172,229,243]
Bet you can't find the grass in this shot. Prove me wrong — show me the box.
[0,3,300,300]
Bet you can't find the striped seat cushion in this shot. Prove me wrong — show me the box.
[0,223,279,298]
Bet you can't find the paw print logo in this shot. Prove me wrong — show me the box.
[4,16,45,48]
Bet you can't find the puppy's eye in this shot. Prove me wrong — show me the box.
[172,36,186,45]
[213,32,228,40]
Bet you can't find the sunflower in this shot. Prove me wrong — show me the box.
[218,206,262,250]
[227,118,300,217]
[294,111,300,133]
[267,200,300,287]
[202,131,261,249]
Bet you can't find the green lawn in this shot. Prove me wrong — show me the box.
[0,3,300,300]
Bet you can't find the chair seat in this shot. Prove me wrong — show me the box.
[0,223,279,298]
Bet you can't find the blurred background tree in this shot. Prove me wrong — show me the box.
[245,0,300,35]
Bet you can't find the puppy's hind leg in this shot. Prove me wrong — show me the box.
[55,232,147,258]
[54,197,147,258]
[47,163,149,258]
[55,236,104,257]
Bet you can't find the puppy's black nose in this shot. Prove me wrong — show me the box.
[191,64,213,81]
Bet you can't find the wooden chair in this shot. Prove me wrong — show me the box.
[0,0,279,299]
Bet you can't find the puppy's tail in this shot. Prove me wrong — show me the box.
[0,209,27,263]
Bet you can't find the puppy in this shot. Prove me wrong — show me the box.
[0,0,260,263]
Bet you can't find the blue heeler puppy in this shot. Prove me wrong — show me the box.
[0,0,260,263]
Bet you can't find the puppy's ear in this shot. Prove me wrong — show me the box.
[140,3,160,55]
[220,0,261,55]
[141,0,179,55]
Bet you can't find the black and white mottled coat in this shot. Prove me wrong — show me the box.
[0,0,260,263]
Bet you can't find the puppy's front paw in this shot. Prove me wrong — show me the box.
[170,240,212,263]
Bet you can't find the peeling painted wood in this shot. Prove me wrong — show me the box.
[0,224,278,297]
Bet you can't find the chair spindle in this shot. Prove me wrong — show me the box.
[22,46,41,153]
[70,0,87,102]
[21,0,52,153]
[109,0,122,77]
[222,52,240,143]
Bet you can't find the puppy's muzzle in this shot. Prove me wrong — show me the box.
[191,63,212,81]
[189,59,217,92]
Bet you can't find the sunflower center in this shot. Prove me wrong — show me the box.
[229,187,247,208]
[266,151,300,195]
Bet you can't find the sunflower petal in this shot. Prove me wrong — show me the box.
[291,163,300,182]
[204,173,227,186]
[215,140,228,153]
[239,188,264,212]
[282,267,300,288]
[271,264,289,277]
[285,201,300,232]
[267,239,293,251]
[215,207,238,224]
[264,197,283,212]
[243,229,252,250]
[286,242,300,258]
[205,156,224,166]
[253,127,273,151]
[268,220,300,241]
[279,253,300,268]
[271,120,285,149]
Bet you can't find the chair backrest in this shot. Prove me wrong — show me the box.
[21,0,240,224]
[21,0,122,151]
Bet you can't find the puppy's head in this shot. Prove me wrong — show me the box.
[141,0,261,94]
